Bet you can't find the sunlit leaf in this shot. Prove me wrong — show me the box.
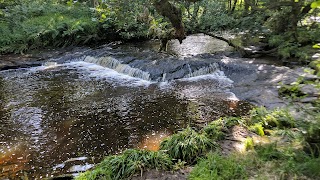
[311,1,320,9]
[101,14,107,19]
[313,44,320,49]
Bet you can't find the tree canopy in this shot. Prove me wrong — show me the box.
[0,0,319,60]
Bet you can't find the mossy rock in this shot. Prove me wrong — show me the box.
[309,60,320,75]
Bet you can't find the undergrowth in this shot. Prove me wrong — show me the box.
[0,0,151,54]
[247,107,295,130]
[76,105,320,180]
[202,117,241,140]
[76,149,172,180]
[160,127,217,164]
[188,152,248,180]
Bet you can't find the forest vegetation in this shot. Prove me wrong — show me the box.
[0,0,319,61]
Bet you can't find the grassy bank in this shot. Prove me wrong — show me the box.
[0,0,151,54]
[76,106,320,180]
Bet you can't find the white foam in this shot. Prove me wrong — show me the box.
[63,61,153,87]
[84,56,151,81]
[178,70,234,84]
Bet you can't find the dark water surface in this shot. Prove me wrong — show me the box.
[0,35,255,179]
[0,62,251,179]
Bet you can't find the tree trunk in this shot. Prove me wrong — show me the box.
[90,0,98,7]
[154,0,186,43]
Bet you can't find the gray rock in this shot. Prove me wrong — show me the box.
[300,84,319,96]
[299,97,319,103]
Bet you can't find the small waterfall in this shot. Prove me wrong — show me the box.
[84,56,151,81]
[184,63,220,78]
[187,64,192,74]
[162,73,167,82]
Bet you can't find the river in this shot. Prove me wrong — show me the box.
[0,34,296,179]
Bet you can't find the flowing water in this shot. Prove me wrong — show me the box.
[0,34,274,179]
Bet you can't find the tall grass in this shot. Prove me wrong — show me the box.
[188,152,248,180]
[160,127,217,164]
[76,149,172,180]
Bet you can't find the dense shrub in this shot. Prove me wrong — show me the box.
[160,127,217,164]
[248,107,295,129]
[203,117,242,140]
[0,0,151,54]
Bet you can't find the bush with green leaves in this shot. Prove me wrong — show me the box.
[0,0,152,54]
[188,152,248,180]
[203,117,242,140]
[160,127,217,164]
[0,1,102,53]
[248,107,295,129]
[76,149,172,180]
[303,108,320,157]
[197,1,236,32]
[253,142,320,179]
[278,83,306,99]
[248,123,265,136]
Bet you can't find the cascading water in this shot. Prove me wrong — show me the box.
[184,63,220,78]
[84,56,152,81]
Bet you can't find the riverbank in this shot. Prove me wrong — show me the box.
[74,105,320,180]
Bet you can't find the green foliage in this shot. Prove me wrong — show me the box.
[202,119,226,140]
[188,152,248,180]
[255,143,284,161]
[95,1,150,40]
[203,117,242,140]
[303,110,320,157]
[278,83,305,99]
[309,59,320,76]
[77,166,112,180]
[0,0,152,54]
[248,107,295,129]
[296,157,320,178]
[160,127,217,164]
[253,142,320,179]
[0,1,102,53]
[244,137,254,151]
[197,1,236,32]
[311,0,320,8]
[248,123,265,136]
[76,149,172,180]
